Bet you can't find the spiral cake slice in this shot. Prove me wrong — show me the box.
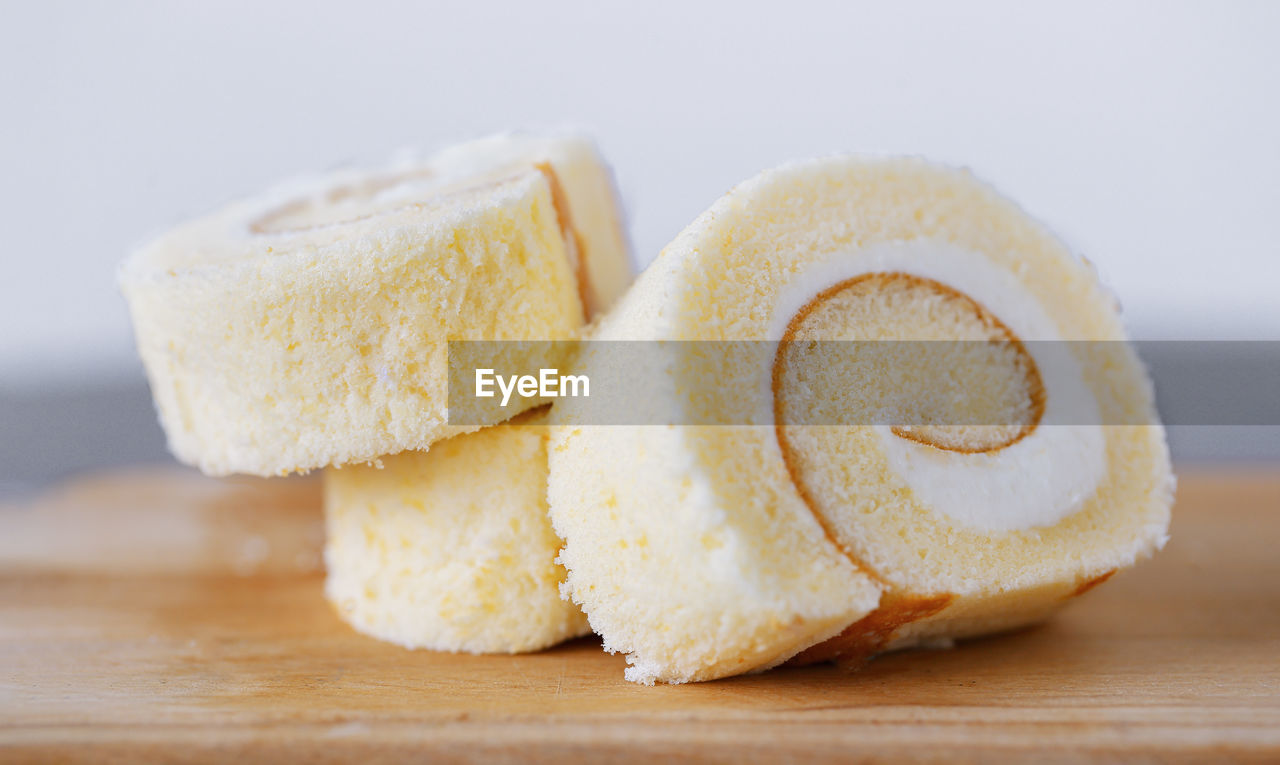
[548,156,1173,684]
[121,133,629,477]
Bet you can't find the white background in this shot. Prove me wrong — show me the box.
[2,0,1278,386]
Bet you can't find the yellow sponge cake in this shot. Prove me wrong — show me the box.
[324,409,590,653]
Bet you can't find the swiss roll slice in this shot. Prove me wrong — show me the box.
[548,156,1173,683]
[324,409,591,653]
[121,133,629,477]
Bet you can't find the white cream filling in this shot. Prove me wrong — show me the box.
[767,239,1105,533]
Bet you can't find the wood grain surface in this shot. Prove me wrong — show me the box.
[1,466,1277,763]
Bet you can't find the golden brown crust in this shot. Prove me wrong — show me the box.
[1071,569,1116,598]
[533,162,592,319]
[787,592,954,667]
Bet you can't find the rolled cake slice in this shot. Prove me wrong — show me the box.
[324,409,591,653]
[121,133,629,477]
[548,156,1174,684]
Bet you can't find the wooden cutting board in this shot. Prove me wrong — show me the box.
[1,466,1277,763]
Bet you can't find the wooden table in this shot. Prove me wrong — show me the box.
[1,466,1277,763]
